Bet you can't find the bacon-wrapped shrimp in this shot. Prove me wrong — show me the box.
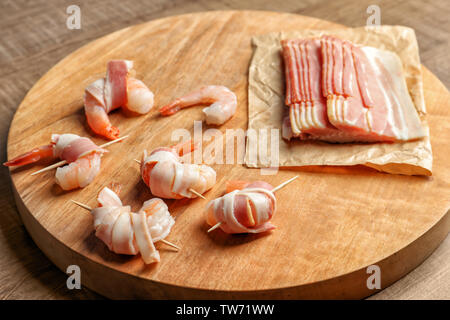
[84,60,154,140]
[205,181,277,234]
[140,141,216,199]
[159,85,237,125]
[91,185,175,264]
[4,133,106,190]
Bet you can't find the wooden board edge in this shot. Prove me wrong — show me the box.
[12,178,449,299]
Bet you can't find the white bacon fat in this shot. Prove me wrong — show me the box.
[281,36,425,143]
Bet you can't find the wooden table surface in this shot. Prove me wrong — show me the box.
[0,0,448,300]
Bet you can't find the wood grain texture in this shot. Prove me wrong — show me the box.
[4,10,450,299]
[0,0,449,300]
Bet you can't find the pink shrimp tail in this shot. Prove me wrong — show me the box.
[159,99,181,116]
[4,144,54,167]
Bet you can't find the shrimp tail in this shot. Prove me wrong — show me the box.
[4,144,54,167]
[84,104,120,140]
[159,99,182,116]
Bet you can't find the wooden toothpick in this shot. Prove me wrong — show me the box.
[207,176,299,233]
[187,188,206,200]
[70,199,179,251]
[70,199,92,211]
[271,175,299,193]
[30,135,129,176]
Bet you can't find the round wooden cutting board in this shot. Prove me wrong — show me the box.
[6,11,450,299]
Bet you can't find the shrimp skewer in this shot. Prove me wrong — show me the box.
[4,134,123,190]
[84,60,154,140]
[71,185,178,264]
[139,140,216,199]
[206,176,298,234]
[134,158,206,200]
[159,85,237,125]
[31,135,128,176]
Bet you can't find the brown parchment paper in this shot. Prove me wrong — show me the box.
[244,26,432,175]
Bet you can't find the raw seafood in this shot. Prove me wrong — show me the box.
[159,85,237,125]
[205,181,277,234]
[84,60,154,140]
[4,133,105,190]
[91,185,175,264]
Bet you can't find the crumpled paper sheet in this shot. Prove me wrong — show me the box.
[244,26,432,175]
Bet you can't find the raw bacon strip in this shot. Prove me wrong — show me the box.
[352,46,376,108]
[205,181,277,234]
[342,40,355,97]
[322,37,379,140]
[105,60,133,112]
[282,39,359,142]
[322,37,372,138]
[132,212,160,264]
[281,40,303,105]
[282,35,425,143]
[331,37,344,96]
[84,59,154,140]
[281,44,292,105]
[321,37,333,97]
[363,47,424,140]
[52,134,105,163]
[111,208,138,255]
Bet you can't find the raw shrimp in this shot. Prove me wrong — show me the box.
[159,85,237,125]
[91,185,175,264]
[140,140,216,199]
[84,60,154,140]
[55,153,102,190]
[4,133,105,190]
[205,181,277,234]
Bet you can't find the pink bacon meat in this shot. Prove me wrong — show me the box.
[282,39,357,142]
[205,181,277,234]
[52,134,105,163]
[281,35,425,143]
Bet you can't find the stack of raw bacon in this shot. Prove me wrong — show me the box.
[281,36,425,143]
